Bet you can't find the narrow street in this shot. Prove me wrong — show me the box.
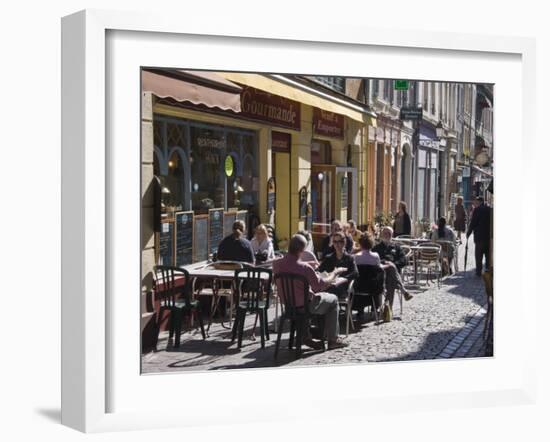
[142,239,490,373]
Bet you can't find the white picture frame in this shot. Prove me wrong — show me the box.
[61,9,537,433]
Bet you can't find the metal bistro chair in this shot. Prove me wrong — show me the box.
[231,268,273,349]
[338,279,355,337]
[416,243,443,287]
[273,273,326,360]
[153,265,206,348]
[352,265,385,325]
[435,239,457,276]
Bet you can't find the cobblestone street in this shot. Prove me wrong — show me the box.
[142,239,491,374]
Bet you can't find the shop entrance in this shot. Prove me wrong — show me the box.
[310,164,357,250]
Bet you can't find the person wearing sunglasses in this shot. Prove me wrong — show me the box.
[318,231,358,299]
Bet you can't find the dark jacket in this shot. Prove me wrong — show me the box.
[454,204,466,231]
[318,251,358,297]
[393,212,412,237]
[467,204,491,244]
[320,234,353,259]
[217,234,255,263]
[372,241,408,271]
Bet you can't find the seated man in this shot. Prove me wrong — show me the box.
[372,226,413,318]
[273,234,349,350]
[217,220,255,264]
[318,231,358,299]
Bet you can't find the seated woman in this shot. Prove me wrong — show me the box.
[320,220,354,259]
[318,231,358,299]
[364,229,413,321]
[250,224,275,263]
[430,217,456,273]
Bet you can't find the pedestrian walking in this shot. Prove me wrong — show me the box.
[393,201,412,237]
[466,196,492,276]
[453,196,467,244]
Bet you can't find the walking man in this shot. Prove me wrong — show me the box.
[467,196,492,276]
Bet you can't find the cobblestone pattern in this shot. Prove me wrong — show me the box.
[142,239,492,374]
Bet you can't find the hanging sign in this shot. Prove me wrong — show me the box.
[224,155,234,177]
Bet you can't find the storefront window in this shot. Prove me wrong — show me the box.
[190,126,225,213]
[164,151,187,213]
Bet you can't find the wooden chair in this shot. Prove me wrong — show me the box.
[482,269,493,355]
[273,273,326,359]
[231,268,273,349]
[153,265,206,348]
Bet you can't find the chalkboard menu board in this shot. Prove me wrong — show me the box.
[209,208,224,256]
[224,211,237,237]
[159,221,174,266]
[236,210,248,236]
[193,215,208,262]
[175,211,193,266]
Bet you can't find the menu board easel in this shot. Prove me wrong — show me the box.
[175,211,193,266]
[159,220,174,266]
[208,208,225,257]
[193,215,208,263]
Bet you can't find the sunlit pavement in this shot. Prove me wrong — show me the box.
[142,239,491,373]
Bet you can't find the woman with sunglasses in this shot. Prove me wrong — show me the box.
[317,231,358,299]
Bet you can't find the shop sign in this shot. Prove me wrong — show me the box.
[313,108,344,139]
[241,86,300,130]
[271,131,291,153]
[224,155,234,177]
[400,107,423,120]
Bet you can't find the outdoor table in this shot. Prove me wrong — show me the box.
[183,262,272,334]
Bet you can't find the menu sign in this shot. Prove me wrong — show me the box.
[299,186,308,218]
[159,221,174,266]
[193,216,208,262]
[305,202,313,232]
[267,177,276,214]
[271,131,291,153]
[341,175,349,209]
[241,87,300,130]
[313,108,344,139]
[175,211,193,266]
[208,208,224,256]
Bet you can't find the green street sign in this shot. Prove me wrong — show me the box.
[394,80,409,90]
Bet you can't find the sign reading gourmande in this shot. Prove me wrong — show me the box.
[241,87,300,130]
[313,108,345,138]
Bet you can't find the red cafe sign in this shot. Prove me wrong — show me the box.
[271,131,291,153]
[313,108,345,139]
[240,87,301,130]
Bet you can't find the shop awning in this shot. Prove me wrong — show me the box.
[219,72,376,126]
[142,70,243,112]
